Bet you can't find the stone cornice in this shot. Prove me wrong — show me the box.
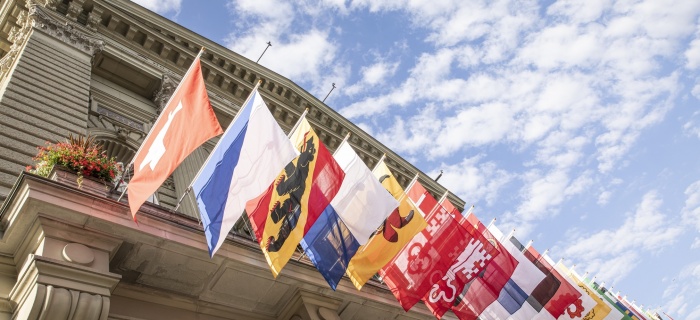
[27,4,104,55]
[97,0,465,208]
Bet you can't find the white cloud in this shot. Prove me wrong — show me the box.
[687,37,700,69]
[684,110,700,140]
[562,191,684,283]
[131,0,182,14]
[344,60,400,96]
[429,156,513,207]
[225,0,343,95]
[662,262,700,320]
[682,180,700,232]
[598,190,612,206]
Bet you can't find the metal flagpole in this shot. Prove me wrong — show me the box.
[332,132,352,156]
[287,108,309,139]
[504,228,516,243]
[182,80,264,196]
[256,41,272,63]
[117,47,208,201]
[372,153,387,172]
[172,80,272,245]
[487,217,497,228]
[322,83,336,103]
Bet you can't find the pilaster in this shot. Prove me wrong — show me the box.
[8,216,122,320]
[0,3,103,202]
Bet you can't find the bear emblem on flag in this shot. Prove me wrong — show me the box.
[266,135,316,252]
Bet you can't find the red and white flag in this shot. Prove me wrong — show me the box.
[128,55,223,219]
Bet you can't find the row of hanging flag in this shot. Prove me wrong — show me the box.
[121,52,666,320]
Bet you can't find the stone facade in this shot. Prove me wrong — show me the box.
[0,1,464,319]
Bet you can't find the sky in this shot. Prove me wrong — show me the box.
[133,0,700,318]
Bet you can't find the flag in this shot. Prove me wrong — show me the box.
[422,198,500,319]
[345,162,427,290]
[380,181,496,311]
[300,140,398,289]
[451,213,520,320]
[522,246,582,319]
[476,227,547,320]
[619,297,648,320]
[247,116,345,277]
[555,262,622,320]
[192,87,296,256]
[588,281,635,320]
[128,56,223,218]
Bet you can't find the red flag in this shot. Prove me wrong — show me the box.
[422,198,500,319]
[380,182,495,312]
[128,57,223,218]
[451,213,519,320]
[523,246,582,318]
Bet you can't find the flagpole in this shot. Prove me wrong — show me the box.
[187,80,264,191]
[172,79,264,212]
[487,217,496,228]
[117,47,207,201]
[332,132,352,156]
[437,191,449,204]
[397,173,420,204]
[504,228,515,242]
[287,108,309,138]
[130,47,207,169]
[373,153,386,171]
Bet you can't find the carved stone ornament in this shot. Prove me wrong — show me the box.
[86,6,104,32]
[152,74,180,114]
[66,0,82,20]
[0,10,31,75]
[27,4,105,55]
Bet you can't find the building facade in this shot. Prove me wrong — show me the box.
[0,0,464,319]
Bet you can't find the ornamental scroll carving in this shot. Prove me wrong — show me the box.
[0,4,104,76]
[28,4,104,55]
[0,10,30,75]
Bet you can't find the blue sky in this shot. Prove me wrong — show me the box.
[133,0,700,318]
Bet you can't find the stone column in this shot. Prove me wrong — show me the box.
[0,3,103,202]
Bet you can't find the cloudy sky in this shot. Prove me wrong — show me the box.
[133,0,700,318]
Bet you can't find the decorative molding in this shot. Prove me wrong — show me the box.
[19,284,110,319]
[95,105,145,132]
[86,5,104,32]
[0,8,30,76]
[152,74,178,114]
[10,255,120,320]
[120,45,179,78]
[66,0,82,20]
[28,4,104,55]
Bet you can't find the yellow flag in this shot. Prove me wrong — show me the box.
[254,117,345,277]
[557,263,612,320]
[345,160,427,289]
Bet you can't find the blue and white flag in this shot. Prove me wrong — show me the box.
[193,88,296,256]
[480,225,547,320]
[301,139,398,289]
